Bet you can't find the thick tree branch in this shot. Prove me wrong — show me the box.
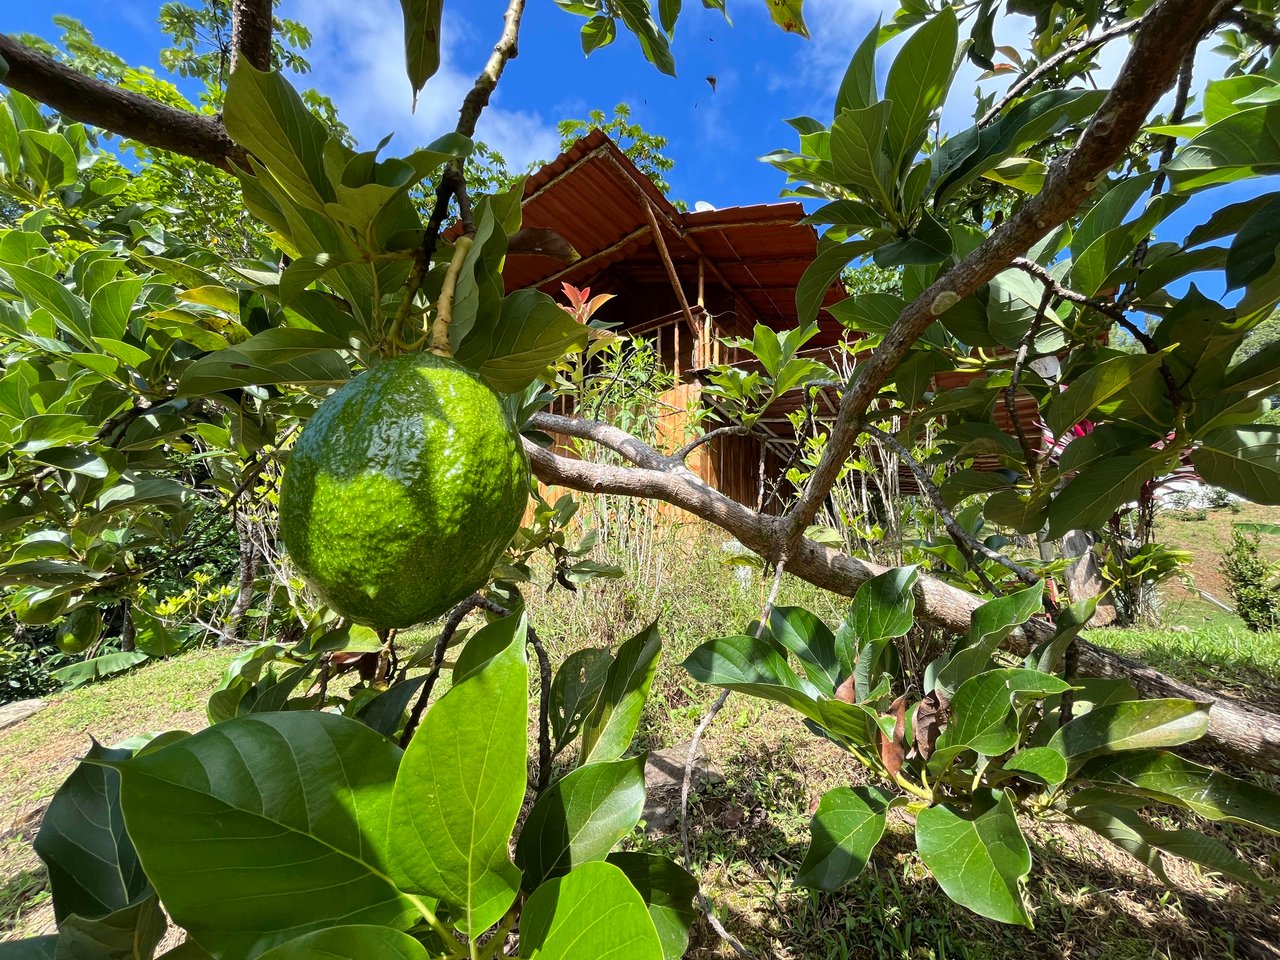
[1220,8,1280,48]
[775,0,1222,559]
[524,422,1280,773]
[231,0,274,72]
[0,35,247,172]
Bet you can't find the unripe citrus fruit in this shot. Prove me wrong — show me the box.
[279,353,528,629]
[56,606,101,655]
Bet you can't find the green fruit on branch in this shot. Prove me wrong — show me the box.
[55,606,102,655]
[279,353,529,629]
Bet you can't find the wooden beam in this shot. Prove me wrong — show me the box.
[641,198,700,336]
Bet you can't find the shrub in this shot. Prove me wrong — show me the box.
[0,629,59,704]
[1222,531,1280,632]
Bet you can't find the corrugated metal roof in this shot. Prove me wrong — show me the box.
[500,130,848,336]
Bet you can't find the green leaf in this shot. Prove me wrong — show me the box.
[940,669,1071,756]
[883,7,957,172]
[1167,103,1280,192]
[53,894,166,960]
[681,634,822,720]
[51,652,149,688]
[1044,353,1168,437]
[763,0,808,37]
[454,288,590,393]
[848,564,918,644]
[34,743,148,923]
[916,789,1032,926]
[519,861,664,959]
[1078,751,1280,834]
[390,614,528,935]
[796,785,891,891]
[1225,194,1280,289]
[17,129,77,193]
[515,755,647,890]
[829,102,892,200]
[796,240,875,327]
[581,621,661,764]
[550,648,612,755]
[939,469,1011,507]
[130,606,179,657]
[0,938,57,959]
[1029,596,1100,674]
[581,15,617,54]
[982,489,1051,535]
[835,19,879,114]
[224,63,334,211]
[256,926,427,960]
[769,606,839,694]
[1003,746,1067,786]
[1046,449,1166,539]
[177,328,350,396]
[935,582,1043,694]
[615,0,676,76]
[874,211,953,267]
[1067,804,1279,894]
[399,0,445,104]
[605,854,697,960]
[1191,426,1280,504]
[107,713,414,958]
[1049,700,1210,763]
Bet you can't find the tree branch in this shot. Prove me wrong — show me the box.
[1220,8,1280,48]
[674,424,752,462]
[231,0,274,72]
[0,35,247,172]
[979,19,1140,127]
[774,0,1221,560]
[523,422,1280,773]
[865,425,1038,587]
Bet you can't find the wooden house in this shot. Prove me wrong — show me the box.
[500,130,856,509]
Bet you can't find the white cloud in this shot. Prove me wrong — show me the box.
[281,0,558,168]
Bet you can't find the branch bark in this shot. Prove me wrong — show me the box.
[231,0,274,72]
[775,0,1223,558]
[0,34,247,172]
[524,422,1280,774]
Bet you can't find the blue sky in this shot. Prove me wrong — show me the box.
[8,0,1268,298]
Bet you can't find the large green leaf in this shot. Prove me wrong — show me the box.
[399,0,445,103]
[796,240,875,326]
[935,582,1043,693]
[764,0,808,37]
[1166,103,1280,192]
[106,713,414,959]
[52,895,166,960]
[255,926,427,960]
[940,669,1070,757]
[1078,751,1280,833]
[580,621,661,765]
[1044,353,1168,437]
[224,63,335,211]
[769,606,839,694]
[1225,193,1280,289]
[829,102,892,202]
[177,328,350,396]
[847,565,918,648]
[515,755,647,890]
[519,861,664,959]
[1048,699,1209,763]
[1045,449,1166,539]
[605,854,697,960]
[916,790,1032,927]
[883,7,958,172]
[34,743,147,923]
[681,634,822,720]
[1067,804,1278,894]
[17,129,77,193]
[796,786,891,891]
[453,288,590,393]
[834,19,879,114]
[390,614,528,935]
[1191,426,1280,504]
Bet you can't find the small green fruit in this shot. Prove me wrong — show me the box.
[279,353,529,629]
[56,607,102,655]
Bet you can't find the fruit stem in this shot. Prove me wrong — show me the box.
[429,236,474,358]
